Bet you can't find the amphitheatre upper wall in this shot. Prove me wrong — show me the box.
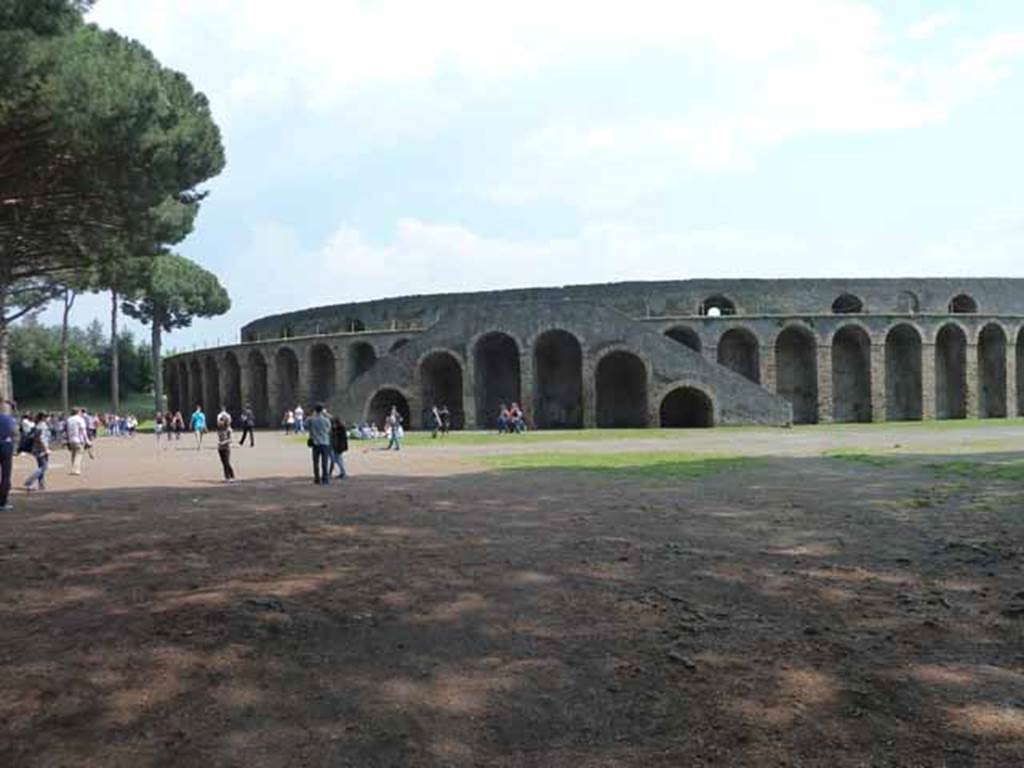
[240,278,1024,342]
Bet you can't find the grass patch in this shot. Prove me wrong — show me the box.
[926,459,1024,482]
[481,451,755,478]
[822,450,898,468]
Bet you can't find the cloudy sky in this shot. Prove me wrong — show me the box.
[51,1,1024,350]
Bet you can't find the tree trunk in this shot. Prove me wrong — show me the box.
[151,320,163,416]
[60,288,76,415]
[110,288,120,414]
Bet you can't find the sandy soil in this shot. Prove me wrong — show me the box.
[1,428,1023,766]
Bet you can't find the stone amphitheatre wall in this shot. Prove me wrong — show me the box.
[168,279,1024,429]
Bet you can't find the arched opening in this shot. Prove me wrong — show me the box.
[223,352,242,418]
[775,327,818,424]
[367,388,411,430]
[534,329,583,429]
[275,347,300,416]
[665,326,701,353]
[831,326,872,423]
[420,351,464,430]
[831,293,864,314]
[474,332,521,429]
[348,342,376,384]
[935,324,967,419]
[390,338,410,353]
[978,324,1007,418]
[716,328,760,383]
[204,357,221,413]
[189,359,204,410]
[659,387,714,428]
[897,291,919,314]
[247,351,270,427]
[596,351,648,428]
[885,324,922,421]
[310,344,337,407]
[699,294,737,317]
[948,294,977,314]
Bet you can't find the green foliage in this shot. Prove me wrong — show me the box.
[9,317,151,402]
[122,253,230,332]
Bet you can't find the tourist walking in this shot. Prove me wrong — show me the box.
[283,409,294,435]
[386,406,403,451]
[430,405,442,438]
[154,411,164,446]
[239,405,255,447]
[0,401,16,511]
[216,414,236,482]
[307,404,331,484]
[173,411,185,440]
[65,407,91,476]
[329,416,348,479]
[294,404,305,434]
[217,405,232,427]
[23,413,50,492]
[190,405,207,450]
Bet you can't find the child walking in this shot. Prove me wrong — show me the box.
[216,414,236,482]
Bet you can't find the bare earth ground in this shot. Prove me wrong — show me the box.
[2,425,1024,767]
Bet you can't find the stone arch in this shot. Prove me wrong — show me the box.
[533,329,583,429]
[775,325,818,424]
[275,346,300,416]
[978,323,1007,418]
[420,350,464,430]
[348,342,377,384]
[659,386,714,428]
[223,352,242,418]
[948,294,978,314]
[309,343,337,407]
[474,332,521,429]
[885,324,922,421]
[897,291,919,314]
[935,323,967,419]
[699,294,737,317]
[247,350,270,426]
[831,293,864,314]
[716,327,760,383]
[389,338,411,353]
[595,350,648,428]
[189,358,204,410]
[831,325,872,423]
[665,326,702,353]
[367,388,411,429]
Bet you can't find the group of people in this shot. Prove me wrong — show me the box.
[0,403,95,509]
[497,402,528,434]
[429,405,452,438]
[281,405,306,435]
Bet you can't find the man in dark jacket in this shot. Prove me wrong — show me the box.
[329,417,348,480]
[238,405,256,447]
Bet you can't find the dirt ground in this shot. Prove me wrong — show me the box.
[2,426,1024,767]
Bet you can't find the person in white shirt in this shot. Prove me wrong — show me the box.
[65,408,91,476]
[217,405,231,427]
[294,405,305,434]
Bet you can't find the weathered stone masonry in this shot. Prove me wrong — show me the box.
[165,278,1024,429]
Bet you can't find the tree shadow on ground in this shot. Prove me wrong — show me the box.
[1,454,1023,766]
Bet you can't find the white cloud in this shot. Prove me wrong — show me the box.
[907,12,958,41]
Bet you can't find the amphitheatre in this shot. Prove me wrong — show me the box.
[167,277,1024,428]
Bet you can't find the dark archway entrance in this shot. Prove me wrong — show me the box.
[534,330,583,429]
[659,387,713,428]
[420,351,464,429]
[189,359,203,411]
[596,351,647,428]
[717,328,760,383]
[474,332,521,429]
[223,352,242,418]
[310,344,337,407]
[775,327,818,424]
[978,324,1007,418]
[368,389,411,429]
[247,351,270,426]
[665,326,701,353]
[348,342,376,384]
[935,324,967,419]
[831,326,871,423]
[178,362,190,413]
[275,347,300,416]
[204,357,220,413]
[885,324,922,421]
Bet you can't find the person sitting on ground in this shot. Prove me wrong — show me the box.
[497,404,511,433]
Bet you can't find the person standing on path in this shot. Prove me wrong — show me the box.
[294,404,305,434]
[23,413,50,492]
[239,405,255,447]
[65,407,91,476]
[307,404,331,485]
[329,417,348,480]
[216,414,236,482]
[385,406,403,451]
[0,401,16,511]
[190,405,207,450]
